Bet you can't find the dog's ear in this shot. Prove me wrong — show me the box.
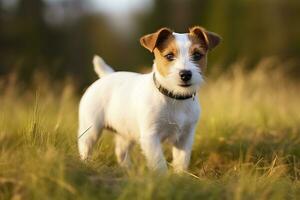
[189,26,221,50]
[140,28,173,52]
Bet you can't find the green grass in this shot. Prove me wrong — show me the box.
[1,62,300,199]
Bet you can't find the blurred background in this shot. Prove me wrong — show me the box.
[1,0,300,89]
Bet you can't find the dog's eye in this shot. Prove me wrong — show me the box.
[164,53,175,61]
[192,52,203,61]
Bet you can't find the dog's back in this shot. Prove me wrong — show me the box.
[78,68,148,160]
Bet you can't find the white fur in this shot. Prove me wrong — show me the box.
[78,33,202,172]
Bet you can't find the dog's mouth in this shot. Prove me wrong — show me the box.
[178,83,192,88]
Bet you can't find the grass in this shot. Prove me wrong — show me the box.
[1,58,300,199]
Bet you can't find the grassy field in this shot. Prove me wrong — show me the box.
[1,59,300,199]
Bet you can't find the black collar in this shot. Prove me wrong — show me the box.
[152,73,196,100]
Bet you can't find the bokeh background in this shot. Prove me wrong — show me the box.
[1,1,300,199]
[1,0,300,88]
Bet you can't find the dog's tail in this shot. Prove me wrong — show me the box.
[93,55,114,78]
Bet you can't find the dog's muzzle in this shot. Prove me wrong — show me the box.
[153,73,196,100]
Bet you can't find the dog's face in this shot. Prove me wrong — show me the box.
[140,26,221,95]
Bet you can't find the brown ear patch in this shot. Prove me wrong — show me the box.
[189,26,221,50]
[140,28,173,52]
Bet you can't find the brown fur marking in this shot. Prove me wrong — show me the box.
[188,33,208,72]
[153,35,178,77]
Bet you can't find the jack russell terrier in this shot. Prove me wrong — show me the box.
[78,26,221,172]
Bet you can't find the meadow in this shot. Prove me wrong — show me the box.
[1,58,300,199]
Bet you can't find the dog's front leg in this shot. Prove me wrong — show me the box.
[172,126,196,173]
[140,132,167,172]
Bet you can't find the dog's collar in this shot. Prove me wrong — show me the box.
[152,73,196,100]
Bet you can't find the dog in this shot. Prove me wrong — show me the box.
[78,26,221,172]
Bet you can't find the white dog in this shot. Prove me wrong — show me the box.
[78,26,221,172]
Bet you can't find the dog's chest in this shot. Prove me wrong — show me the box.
[154,101,199,141]
[158,111,185,141]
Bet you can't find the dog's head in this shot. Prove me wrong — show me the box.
[140,26,221,96]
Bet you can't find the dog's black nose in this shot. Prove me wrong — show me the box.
[179,70,192,82]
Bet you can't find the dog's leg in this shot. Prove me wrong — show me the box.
[115,134,132,168]
[78,122,103,160]
[140,132,167,172]
[172,127,195,173]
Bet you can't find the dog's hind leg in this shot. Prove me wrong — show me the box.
[78,120,103,160]
[115,134,132,168]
